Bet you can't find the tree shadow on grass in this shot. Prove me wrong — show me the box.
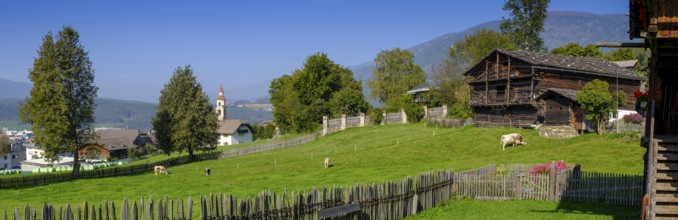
[530,201,639,220]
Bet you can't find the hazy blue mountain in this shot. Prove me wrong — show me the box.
[0,98,273,130]
[349,12,634,105]
[0,79,31,99]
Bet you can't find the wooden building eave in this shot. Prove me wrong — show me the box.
[469,75,534,84]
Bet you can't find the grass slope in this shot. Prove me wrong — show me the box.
[0,124,645,215]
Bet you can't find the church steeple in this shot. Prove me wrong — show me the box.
[216,82,226,121]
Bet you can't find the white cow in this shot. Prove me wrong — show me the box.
[154,165,168,175]
[324,157,330,169]
[500,133,527,150]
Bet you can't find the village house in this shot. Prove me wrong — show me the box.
[215,84,254,146]
[407,81,435,105]
[78,129,154,161]
[465,49,645,130]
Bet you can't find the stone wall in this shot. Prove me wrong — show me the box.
[538,126,578,139]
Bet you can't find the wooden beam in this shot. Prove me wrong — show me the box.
[595,42,645,48]
[530,67,535,101]
[495,52,499,79]
[485,60,489,104]
[507,56,511,104]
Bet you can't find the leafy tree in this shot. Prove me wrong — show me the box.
[432,30,513,118]
[368,48,426,110]
[0,133,9,155]
[252,124,276,141]
[448,30,515,71]
[152,65,219,159]
[550,43,603,58]
[19,26,98,178]
[605,48,636,61]
[269,53,368,133]
[500,0,551,52]
[127,147,142,161]
[576,79,616,134]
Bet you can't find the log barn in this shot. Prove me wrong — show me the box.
[465,49,645,129]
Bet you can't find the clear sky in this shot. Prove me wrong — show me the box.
[0,1,627,103]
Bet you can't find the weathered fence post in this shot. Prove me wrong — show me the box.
[359,112,366,127]
[442,104,448,117]
[401,109,407,124]
[514,167,521,199]
[381,110,387,125]
[341,114,347,130]
[423,106,429,119]
[549,161,556,201]
[322,116,328,136]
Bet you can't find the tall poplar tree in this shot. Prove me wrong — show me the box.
[19,26,98,178]
[500,0,550,52]
[152,65,219,159]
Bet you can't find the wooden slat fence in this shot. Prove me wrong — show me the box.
[3,170,455,220]
[383,112,404,125]
[327,119,341,133]
[427,106,445,118]
[220,134,318,158]
[558,170,644,206]
[453,163,644,206]
[345,116,360,127]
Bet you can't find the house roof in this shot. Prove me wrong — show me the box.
[465,50,645,81]
[407,82,435,94]
[97,129,145,150]
[612,60,641,68]
[218,120,254,135]
[537,88,579,101]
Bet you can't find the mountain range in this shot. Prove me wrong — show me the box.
[0,11,634,129]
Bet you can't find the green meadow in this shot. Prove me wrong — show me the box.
[0,124,645,218]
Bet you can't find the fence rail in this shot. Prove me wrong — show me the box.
[220,135,318,158]
[453,163,644,206]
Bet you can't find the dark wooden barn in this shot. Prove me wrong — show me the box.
[465,49,645,129]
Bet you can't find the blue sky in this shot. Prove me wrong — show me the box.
[0,1,627,103]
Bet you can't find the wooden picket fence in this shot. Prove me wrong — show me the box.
[453,163,644,206]
[2,170,454,220]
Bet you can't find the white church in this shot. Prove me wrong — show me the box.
[215,84,254,146]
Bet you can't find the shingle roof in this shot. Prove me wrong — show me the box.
[218,120,253,135]
[97,129,143,150]
[538,88,579,101]
[612,60,641,68]
[479,50,645,80]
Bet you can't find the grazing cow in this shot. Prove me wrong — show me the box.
[154,165,168,175]
[324,157,330,169]
[205,167,211,176]
[500,133,527,150]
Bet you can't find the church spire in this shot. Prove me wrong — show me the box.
[216,81,226,121]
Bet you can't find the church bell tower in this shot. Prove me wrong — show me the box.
[216,83,226,121]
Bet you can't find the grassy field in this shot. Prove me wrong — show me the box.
[0,123,645,217]
[407,199,639,219]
